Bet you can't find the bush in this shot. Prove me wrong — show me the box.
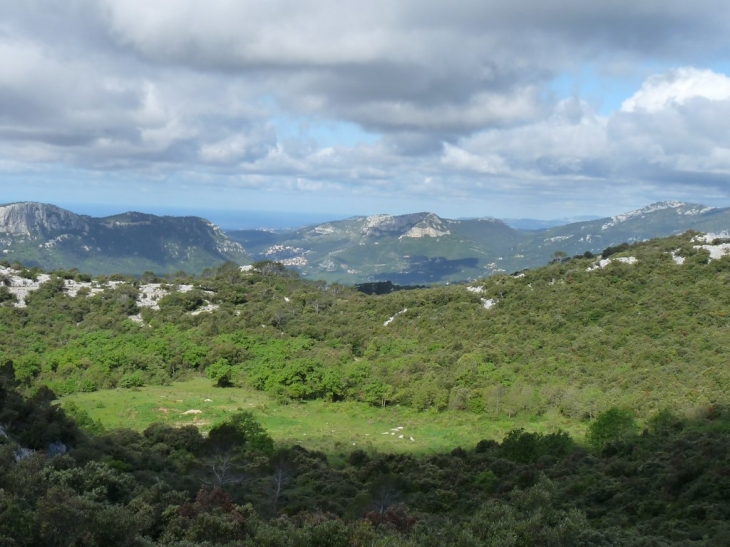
[204,411,274,455]
[118,371,145,389]
[206,358,234,387]
[586,407,638,451]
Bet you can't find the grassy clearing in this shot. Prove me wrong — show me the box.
[60,377,587,456]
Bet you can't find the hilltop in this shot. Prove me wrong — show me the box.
[4,200,730,282]
[0,202,249,275]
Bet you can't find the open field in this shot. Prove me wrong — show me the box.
[60,377,588,455]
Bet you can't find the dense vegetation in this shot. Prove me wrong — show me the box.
[2,231,730,422]
[3,231,730,543]
[3,382,730,545]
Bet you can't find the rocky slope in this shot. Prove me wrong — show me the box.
[0,202,248,275]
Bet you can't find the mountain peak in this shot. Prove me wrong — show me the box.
[601,201,715,231]
[360,212,442,237]
[0,202,87,236]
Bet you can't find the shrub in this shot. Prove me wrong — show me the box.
[118,371,145,389]
[586,407,638,451]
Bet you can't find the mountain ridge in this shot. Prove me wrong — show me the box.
[228,200,730,284]
[0,201,248,275]
[4,200,730,282]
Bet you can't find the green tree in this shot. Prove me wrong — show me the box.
[586,407,638,450]
[206,358,234,387]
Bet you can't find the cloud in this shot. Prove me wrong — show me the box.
[441,67,730,210]
[620,68,730,112]
[3,2,730,216]
[608,68,730,182]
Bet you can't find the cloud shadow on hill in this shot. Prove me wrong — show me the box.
[372,256,480,284]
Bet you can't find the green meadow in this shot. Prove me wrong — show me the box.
[60,377,587,455]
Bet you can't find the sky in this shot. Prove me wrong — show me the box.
[3,1,730,225]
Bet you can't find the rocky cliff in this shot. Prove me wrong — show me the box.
[0,202,89,236]
[0,202,248,275]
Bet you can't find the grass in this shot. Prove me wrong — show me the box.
[60,377,588,456]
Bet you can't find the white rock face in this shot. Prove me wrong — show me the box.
[694,244,730,260]
[586,257,638,271]
[0,267,215,314]
[692,232,730,243]
[0,202,87,236]
[360,212,449,238]
[399,213,450,239]
[361,215,402,236]
[616,256,638,265]
[544,235,573,243]
[191,303,220,315]
[400,225,450,238]
[311,224,337,235]
[599,201,709,231]
[670,250,686,265]
[384,308,407,326]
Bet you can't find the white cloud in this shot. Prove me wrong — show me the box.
[621,67,730,112]
[441,144,507,175]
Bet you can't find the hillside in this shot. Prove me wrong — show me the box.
[2,229,730,421]
[0,202,249,275]
[3,200,730,283]
[229,201,730,284]
[513,201,730,265]
[3,230,730,544]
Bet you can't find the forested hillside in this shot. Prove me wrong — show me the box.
[228,201,730,284]
[2,230,730,419]
[2,231,730,544]
[0,202,249,275]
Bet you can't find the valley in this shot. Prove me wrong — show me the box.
[222,200,730,283]
[3,219,730,545]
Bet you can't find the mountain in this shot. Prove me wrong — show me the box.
[228,211,524,284]
[512,201,730,266]
[227,201,730,284]
[0,202,248,275]
[4,200,730,282]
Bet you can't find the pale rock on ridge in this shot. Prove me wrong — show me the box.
[0,202,87,236]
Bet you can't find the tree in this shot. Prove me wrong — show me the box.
[586,407,638,451]
[200,412,274,487]
[206,358,234,387]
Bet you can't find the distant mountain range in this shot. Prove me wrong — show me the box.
[3,200,730,281]
[229,201,730,284]
[0,202,247,275]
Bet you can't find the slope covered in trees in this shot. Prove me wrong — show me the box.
[1,231,730,543]
[1,231,730,422]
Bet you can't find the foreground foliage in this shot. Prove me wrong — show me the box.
[3,387,730,545]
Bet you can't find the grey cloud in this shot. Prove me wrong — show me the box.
[2,1,730,214]
[97,0,730,137]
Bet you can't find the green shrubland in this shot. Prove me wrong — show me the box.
[1,231,730,543]
[2,231,730,424]
[2,384,730,544]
